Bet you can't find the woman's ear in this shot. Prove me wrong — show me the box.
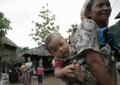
[85,9,91,19]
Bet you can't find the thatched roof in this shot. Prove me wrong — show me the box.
[24,44,51,56]
[2,36,18,47]
[16,53,25,63]
[16,45,52,64]
[115,12,120,19]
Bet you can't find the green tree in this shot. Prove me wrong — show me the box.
[67,24,78,44]
[17,46,29,53]
[109,21,120,43]
[114,26,120,43]
[29,4,59,45]
[0,12,12,47]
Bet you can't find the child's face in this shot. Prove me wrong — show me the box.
[39,64,42,67]
[47,36,70,58]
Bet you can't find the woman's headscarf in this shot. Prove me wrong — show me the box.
[80,0,91,21]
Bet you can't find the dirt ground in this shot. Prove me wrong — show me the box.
[10,72,120,85]
[10,75,65,85]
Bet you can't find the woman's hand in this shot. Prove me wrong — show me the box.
[64,64,76,81]
[63,64,76,78]
[72,60,85,83]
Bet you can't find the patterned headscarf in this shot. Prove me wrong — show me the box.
[80,0,91,21]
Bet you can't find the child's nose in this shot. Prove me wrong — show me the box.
[59,47,63,52]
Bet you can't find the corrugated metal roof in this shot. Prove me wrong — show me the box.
[115,12,120,19]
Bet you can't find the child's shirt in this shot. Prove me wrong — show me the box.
[21,64,26,69]
[54,59,64,68]
[37,67,44,75]
[53,49,76,68]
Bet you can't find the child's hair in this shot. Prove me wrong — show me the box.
[45,33,62,52]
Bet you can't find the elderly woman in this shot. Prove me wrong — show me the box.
[68,0,117,85]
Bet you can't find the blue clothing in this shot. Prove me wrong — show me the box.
[38,75,43,83]
[98,27,120,62]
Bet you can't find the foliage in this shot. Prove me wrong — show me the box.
[109,21,120,43]
[17,46,29,53]
[29,3,59,45]
[67,24,78,33]
[0,12,12,47]
[66,24,78,44]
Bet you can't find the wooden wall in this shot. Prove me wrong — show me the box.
[0,44,17,62]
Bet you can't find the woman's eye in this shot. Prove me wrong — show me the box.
[106,2,110,7]
[98,3,103,8]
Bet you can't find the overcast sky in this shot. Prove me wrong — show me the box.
[0,0,120,48]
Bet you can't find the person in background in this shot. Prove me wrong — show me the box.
[37,64,44,85]
[32,58,37,75]
[21,57,32,85]
[39,58,43,65]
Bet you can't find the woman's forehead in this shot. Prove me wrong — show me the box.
[93,0,109,4]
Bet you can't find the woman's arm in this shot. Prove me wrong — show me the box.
[84,49,114,85]
[23,66,29,72]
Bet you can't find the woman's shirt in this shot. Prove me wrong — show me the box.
[72,19,111,71]
[25,61,32,72]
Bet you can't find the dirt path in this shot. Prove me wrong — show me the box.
[11,76,65,85]
[10,72,120,85]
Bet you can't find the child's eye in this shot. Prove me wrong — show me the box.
[53,49,57,53]
[60,42,64,46]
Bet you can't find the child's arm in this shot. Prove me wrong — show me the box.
[54,67,65,78]
[54,64,75,79]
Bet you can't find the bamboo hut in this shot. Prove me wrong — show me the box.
[0,36,18,63]
[18,44,53,70]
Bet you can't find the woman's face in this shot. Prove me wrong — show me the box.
[88,0,111,23]
[27,57,31,62]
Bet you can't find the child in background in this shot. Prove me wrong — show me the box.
[45,33,84,84]
[37,64,44,85]
[21,62,27,79]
